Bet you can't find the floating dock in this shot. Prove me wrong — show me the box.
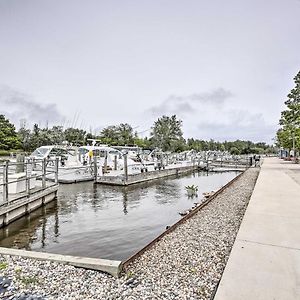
[96,165,199,186]
[0,183,59,228]
[0,159,59,228]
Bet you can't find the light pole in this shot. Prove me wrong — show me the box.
[292,129,296,163]
[290,110,297,163]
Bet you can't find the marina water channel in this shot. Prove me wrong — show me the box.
[0,171,239,261]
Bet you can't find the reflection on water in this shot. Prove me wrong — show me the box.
[0,171,239,260]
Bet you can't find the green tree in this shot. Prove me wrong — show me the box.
[100,123,135,145]
[0,115,22,150]
[276,128,296,153]
[134,136,152,149]
[18,121,31,151]
[278,71,300,156]
[150,115,184,152]
[117,123,135,145]
[49,126,65,145]
[99,125,119,145]
[230,147,240,155]
[64,128,86,145]
[27,124,51,149]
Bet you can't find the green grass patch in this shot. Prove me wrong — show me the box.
[126,271,134,279]
[19,275,39,285]
[0,262,8,270]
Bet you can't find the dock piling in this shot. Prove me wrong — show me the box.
[25,159,31,195]
[16,154,25,173]
[103,153,108,174]
[42,158,46,188]
[114,155,117,171]
[124,154,128,182]
[2,161,8,204]
[54,158,59,184]
[93,156,98,182]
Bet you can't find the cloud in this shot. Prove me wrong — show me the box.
[168,88,234,105]
[195,110,275,142]
[0,85,65,128]
[144,87,274,142]
[147,88,234,116]
[149,99,194,115]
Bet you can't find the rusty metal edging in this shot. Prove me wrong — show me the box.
[122,168,248,270]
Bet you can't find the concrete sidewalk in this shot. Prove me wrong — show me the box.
[214,157,300,300]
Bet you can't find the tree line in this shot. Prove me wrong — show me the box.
[0,113,275,156]
[276,70,300,156]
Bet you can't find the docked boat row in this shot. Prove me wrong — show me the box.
[29,143,142,182]
[1,141,251,184]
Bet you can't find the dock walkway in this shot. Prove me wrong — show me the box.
[214,157,300,300]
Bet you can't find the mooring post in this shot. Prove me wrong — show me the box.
[54,157,59,184]
[25,159,31,195]
[114,155,117,171]
[3,161,8,204]
[124,154,128,182]
[93,156,98,182]
[16,154,25,173]
[103,152,108,174]
[42,158,46,188]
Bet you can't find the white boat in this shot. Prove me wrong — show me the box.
[30,143,146,182]
[112,145,142,162]
[30,145,95,183]
[30,145,79,166]
[78,145,131,172]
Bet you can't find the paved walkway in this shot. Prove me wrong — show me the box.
[214,157,300,300]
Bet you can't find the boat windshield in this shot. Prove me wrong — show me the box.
[31,147,50,158]
[49,148,74,157]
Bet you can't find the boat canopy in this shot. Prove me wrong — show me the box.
[31,146,77,159]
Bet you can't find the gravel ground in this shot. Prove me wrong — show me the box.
[0,168,259,300]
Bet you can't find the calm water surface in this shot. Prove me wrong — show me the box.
[0,171,239,260]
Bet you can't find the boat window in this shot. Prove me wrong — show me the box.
[66,149,76,156]
[109,150,118,155]
[49,148,71,157]
[31,147,49,157]
[93,149,106,157]
[109,150,122,159]
[49,148,59,155]
[78,148,88,155]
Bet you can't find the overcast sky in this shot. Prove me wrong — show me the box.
[0,0,300,143]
